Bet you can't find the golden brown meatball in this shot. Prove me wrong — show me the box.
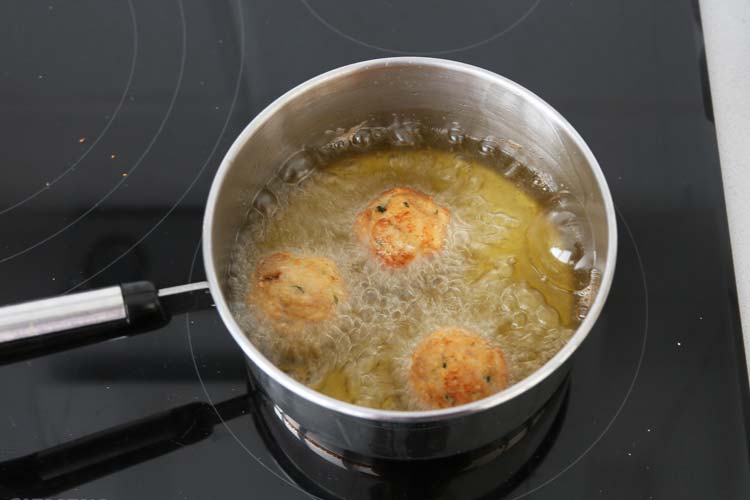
[409,328,508,409]
[354,187,451,268]
[248,252,346,336]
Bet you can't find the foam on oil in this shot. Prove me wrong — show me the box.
[229,148,588,410]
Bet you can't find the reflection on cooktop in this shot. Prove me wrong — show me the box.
[0,374,564,500]
[251,374,570,500]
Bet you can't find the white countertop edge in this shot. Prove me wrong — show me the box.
[699,0,750,383]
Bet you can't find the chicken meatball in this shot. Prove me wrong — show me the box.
[248,252,346,337]
[409,327,508,409]
[354,187,451,268]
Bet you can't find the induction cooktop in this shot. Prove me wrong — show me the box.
[0,1,748,499]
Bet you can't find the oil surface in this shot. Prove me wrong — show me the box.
[229,148,587,410]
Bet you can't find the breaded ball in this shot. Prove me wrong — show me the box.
[409,327,508,409]
[248,252,346,336]
[354,187,451,268]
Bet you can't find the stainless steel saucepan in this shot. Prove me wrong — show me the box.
[0,58,616,460]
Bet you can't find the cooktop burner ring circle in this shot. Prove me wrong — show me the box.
[0,0,138,217]
[52,0,246,295]
[185,202,647,498]
[0,0,187,267]
[299,0,542,56]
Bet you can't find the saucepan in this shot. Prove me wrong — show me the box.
[0,58,616,460]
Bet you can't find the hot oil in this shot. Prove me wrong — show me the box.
[229,148,591,411]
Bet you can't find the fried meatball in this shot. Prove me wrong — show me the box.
[354,187,451,268]
[409,328,508,409]
[248,252,346,336]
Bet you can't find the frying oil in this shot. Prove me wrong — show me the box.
[229,148,591,410]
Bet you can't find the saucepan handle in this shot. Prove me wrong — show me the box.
[0,281,211,365]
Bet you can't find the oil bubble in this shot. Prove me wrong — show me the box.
[371,127,387,141]
[448,127,464,145]
[390,122,422,147]
[576,306,589,320]
[479,138,499,157]
[253,187,278,217]
[351,129,372,148]
[526,193,592,291]
[536,305,560,328]
[512,312,527,328]
[279,151,315,184]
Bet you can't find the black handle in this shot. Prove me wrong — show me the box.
[120,281,169,330]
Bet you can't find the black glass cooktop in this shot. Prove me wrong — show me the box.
[1,1,749,499]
